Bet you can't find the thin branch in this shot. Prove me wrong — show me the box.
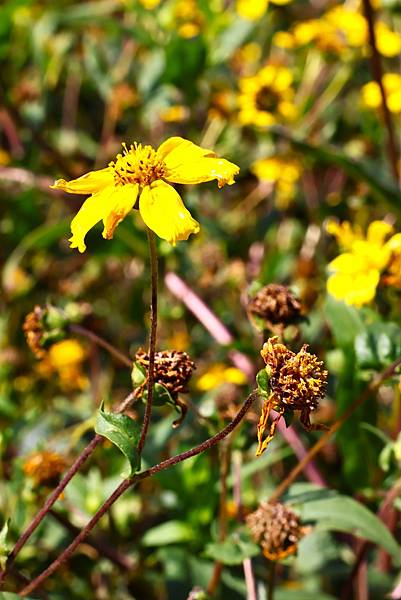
[269,356,401,504]
[70,323,132,368]
[165,271,326,486]
[362,0,399,181]
[19,391,258,596]
[137,228,158,456]
[0,392,135,588]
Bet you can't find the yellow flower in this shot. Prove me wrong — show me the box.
[375,21,401,57]
[238,64,297,128]
[159,105,190,123]
[326,219,401,306]
[138,0,161,8]
[251,156,302,209]
[37,339,88,390]
[236,0,291,21]
[362,73,401,114]
[51,137,239,251]
[196,364,247,391]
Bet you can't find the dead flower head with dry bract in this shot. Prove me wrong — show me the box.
[256,337,328,456]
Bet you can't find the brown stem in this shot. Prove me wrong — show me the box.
[267,561,276,600]
[206,441,231,596]
[48,509,135,571]
[0,392,135,589]
[362,0,399,181]
[269,356,401,504]
[18,391,258,596]
[137,228,158,456]
[69,323,132,368]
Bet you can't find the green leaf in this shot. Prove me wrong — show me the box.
[298,495,401,564]
[142,520,195,546]
[131,361,146,387]
[95,403,141,476]
[0,594,37,600]
[355,322,401,370]
[0,520,10,570]
[324,297,364,348]
[204,530,259,565]
[256,368,270,396]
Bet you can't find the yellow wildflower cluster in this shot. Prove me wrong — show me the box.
[362,74,401,114]
[51,137,239,251]
[236,0,291,21]
[326,219,401,306]
[251,156,302,208]
[238,64,297,128]
[273,5,401,57]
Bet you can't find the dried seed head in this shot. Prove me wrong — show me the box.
[248,284,302,331]
[23,451,67,487]
[23,306,46,358]
[135,349,195,398]
[257,338,328,455]
[261,338,327,414]
[246,501,303,561]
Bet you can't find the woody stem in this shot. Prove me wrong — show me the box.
[137,227,158,456]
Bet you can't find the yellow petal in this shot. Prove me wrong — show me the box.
[139,181,200,245]
[101,184,139,241]
[69,184,138,253]
[366,220,393,245]
[51,167,115,194]
[236,0,268,20]
[158,136,239,188]
[327,270,379,306]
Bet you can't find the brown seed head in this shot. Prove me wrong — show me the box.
[246,501,303,561]
[248,284,302,331]
[23,306,46,358]
[261,337,327,413]
[135,349,195,398]
[23,451,67,487]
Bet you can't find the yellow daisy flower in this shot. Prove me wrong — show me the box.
[251,156,302,209]
[238,64,297,128]
[362,73,401,114]
[51,137,239,252]
[326,219,401,306]
[236,0,291,21]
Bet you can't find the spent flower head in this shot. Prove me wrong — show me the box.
[135,348,195,399]
[248,283,302,333]
[23,451,67,488]
[51,137,239,251]
[246,501,305,561]
[256,337,327,456]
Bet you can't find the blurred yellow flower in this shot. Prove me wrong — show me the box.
[238,64,297,128]
[138,0,161,8]
[288,6,400,57]
[196,364,247,391]
[174,0,204,38]
[23,451,67,486]
[51,137,239,251]
[251,156,302,209]
[48,339,87,390]
[236,0,291,21]
[159,105,190,123]
[362,73,401,113]
[326,219,401,306]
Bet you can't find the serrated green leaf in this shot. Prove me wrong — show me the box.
[355,322,401,370]
[204,530,259,565]
[95,404,141,476]
[299,495,401,564]
[256,368,270,396]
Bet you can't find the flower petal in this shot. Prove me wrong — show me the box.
[102,183,139,241]
[139,181,200,245]
[157,136,240,187]
[51,167,115,195]
[69,184,138,253]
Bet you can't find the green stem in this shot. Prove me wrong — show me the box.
[137,228,158,456]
